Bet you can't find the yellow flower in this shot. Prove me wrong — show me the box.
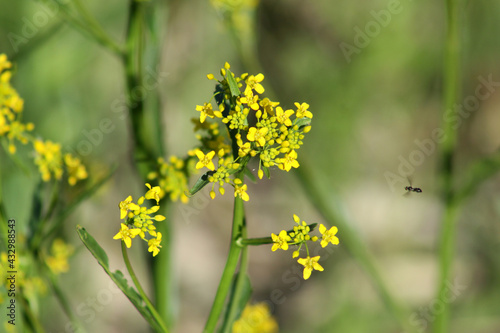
[294,102,313,118]
[271,230,290,251]
[232,302,279,333]
[113,223,142,248]
[241,92,260,110]
[244,73,265,94]
[297,255,324,280]
[5,120,34,154]
[46,239,74,275]
[234,183,249,201]
[195,150,216,170]
[148,232,162,257]
[259,98,279,116]
[145,183,161,204]
[280,150,299,171]
[119,196,140,219]
[275,106,294,126]
[0,53,12,72]
[33,139,63,181]
[247,127,268,147]
[319,224,339,248]
[196,102,222,123]
[64,153,87,186]
[238,142,252,157]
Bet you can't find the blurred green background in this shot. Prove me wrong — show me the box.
[1,0,500,332]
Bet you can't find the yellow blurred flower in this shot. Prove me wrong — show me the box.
[232,302,278,333]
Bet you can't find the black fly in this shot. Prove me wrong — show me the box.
[405,177,422,194]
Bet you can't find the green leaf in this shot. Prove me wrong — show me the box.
[27,180,45,249]
[220,274,252,333]
[293,116,311,129]
[262,165,271,179]
[244,167,256,183]
[76,226,158,327]
[186,170,214,197]
[226,69,241,97]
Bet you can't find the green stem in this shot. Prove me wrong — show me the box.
[19,294,46,333]
[434,0,461,332]
[152,202,174,328]
[124,0,156,178]
[295,162,417,333]
[204,194,245,332]
[124,0,174,326]
[121,242,169,333]
[238,236,272,246]
[221,243,248,333]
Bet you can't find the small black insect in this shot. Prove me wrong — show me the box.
[405,185,422,193]
[405,177,422,193]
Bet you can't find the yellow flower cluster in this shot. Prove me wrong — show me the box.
[0,54,32,154]
[232,302,279,333]
[114,184,166,256]
[0,54,87,185]
[0,250,48,306]
[271,214,339,280]
[147,156,193,203]
[46,239,74,275]
[192,62,312,201]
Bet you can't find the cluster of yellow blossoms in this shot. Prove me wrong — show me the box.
[191,62,312,201]
[0,237,73,305]
[46,238,75,275]
[114,184,166,256]
[147,156,194,203]
[0,54,87,185]
[271,215,339,280]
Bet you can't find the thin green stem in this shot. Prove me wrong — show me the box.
[434,0,461,332]
[121,242,169,333]
[19,294,46,333]
[221,218,249,333]
[238,236,272,246]
[123,0,174,326]
[204,193,245,333]
[152,202,174,328]
[124,0,157,178]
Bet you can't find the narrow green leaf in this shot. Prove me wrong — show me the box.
[76,226,158,327]
[187,170,214,197]
[220,275,252,333]
[27,181,44,246]
[244,167,256,183]
[226,69,241,97]
[262,165,271,179]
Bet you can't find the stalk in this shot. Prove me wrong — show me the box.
[204,190,245,332]
[433,0,461,332]
[121,242,169,333]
